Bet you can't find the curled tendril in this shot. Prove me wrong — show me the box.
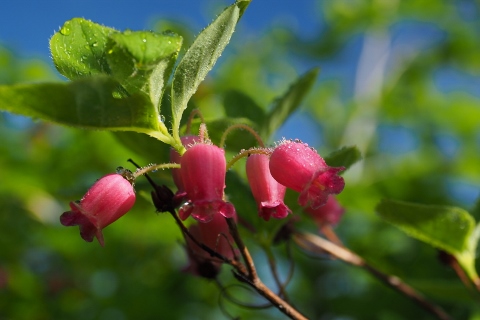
[216,281,274,312]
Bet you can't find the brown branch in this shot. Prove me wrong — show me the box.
[226,217,308,320]
[292,232,452,320]
[170,211,307,318]
[438,251,473,291]
[319,224,343,247]
[440,251,480,296]
[226,217,257,279]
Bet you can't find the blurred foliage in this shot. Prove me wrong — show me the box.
[1,1,480,319]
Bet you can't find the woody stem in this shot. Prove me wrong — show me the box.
[226,217,308,320]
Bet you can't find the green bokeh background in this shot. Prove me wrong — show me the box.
[1,1,480,319]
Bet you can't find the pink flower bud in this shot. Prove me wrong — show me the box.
[304,195,345,226]
[60,173,136,246]
[246,154,291,221]
[178,143,236,222]
[269,141,345,209]
[183,213,236,278]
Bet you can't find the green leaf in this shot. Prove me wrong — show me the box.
[171,0,250,143]
[324,146,362,170]
[377,199,479,281]
[223,89,266,125]
[106,30,182,109]
[261,67,319,139]
[112,131,171,164]
[0,76,170,142]
[50,18,115,79]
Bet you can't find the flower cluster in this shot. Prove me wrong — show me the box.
[59,130,345,249]
[245,140,345,221]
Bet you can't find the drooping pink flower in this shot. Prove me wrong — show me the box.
[183,213,236,278]
[246,153,291,221]
[304,195,345,227]
[178,143,235,222]
[60,173,136,246]
[269,140,345,209]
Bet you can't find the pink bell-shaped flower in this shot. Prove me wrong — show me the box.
[246,154,291,221]
[178,143,235,222]
[60,173,136,246]
[170,135,201,193]
[183,213,236,278]
[304,195,345,227]
[269,140,345,209]
[170,135,201,206]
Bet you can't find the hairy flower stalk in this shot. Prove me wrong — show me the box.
[178,142,235,222]
[59,173,136,246]
[246,153,291,221]
[269,140,345,209]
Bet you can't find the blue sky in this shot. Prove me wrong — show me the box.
[0,0,320,60]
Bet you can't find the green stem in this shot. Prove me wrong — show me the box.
[219,123,265,149]
[185,109,205,134]
[133,162,180,178]
[226,147,271,171]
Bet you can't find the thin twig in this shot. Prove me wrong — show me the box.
[264,246,290,301]
[319,224,343,247]
[283,240,296,289]
[225,217,308,320]
[440,251,480,297]
[226,217,257,279]
[292,232,451,320]
[169,210,247,274]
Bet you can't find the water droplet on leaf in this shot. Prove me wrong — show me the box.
[60,22,71,36]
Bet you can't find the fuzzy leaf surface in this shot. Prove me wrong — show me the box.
[171,0,250,141]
